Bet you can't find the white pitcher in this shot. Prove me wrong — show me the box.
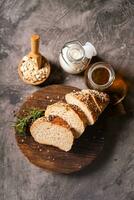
[59,40,97,74]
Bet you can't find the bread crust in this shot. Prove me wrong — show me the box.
[88,89,109,112]
[65,89,109,125]
[30,116,72,132]
[70,104,88,125]
[66,91,100,123]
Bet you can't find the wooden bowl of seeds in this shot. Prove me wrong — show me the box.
[18,56,51,85]
[18,34,51,86]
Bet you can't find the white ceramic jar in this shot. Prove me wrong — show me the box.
[59,40,97,74]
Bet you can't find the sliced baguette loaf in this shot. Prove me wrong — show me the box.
[30,116,74,152]
[65,89,109,125]
[45,102,87,138]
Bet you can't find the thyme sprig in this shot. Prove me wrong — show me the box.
[15,109,44,136]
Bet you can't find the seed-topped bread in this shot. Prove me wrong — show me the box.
[30,88,109,152]
[88,89,109,112]
[45,102,88,138]
[30,116,74,152]
[65,89,109,125]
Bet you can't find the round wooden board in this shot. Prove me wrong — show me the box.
[15,85,105,174]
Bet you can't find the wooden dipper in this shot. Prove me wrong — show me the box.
[28,34,42,69]
[18,34,51,85]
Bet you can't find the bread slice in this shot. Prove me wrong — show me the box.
[30,116,74,152]
[45,102,87,138]
[65,89,109,125]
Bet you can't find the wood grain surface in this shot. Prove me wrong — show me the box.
[16,85,104,174]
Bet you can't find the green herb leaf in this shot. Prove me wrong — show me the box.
[15,108,44,136]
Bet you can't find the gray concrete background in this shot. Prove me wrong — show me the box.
[0,0,134,199]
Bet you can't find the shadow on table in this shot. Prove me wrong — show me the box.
[36,61,66,87]
[72,119,127,177]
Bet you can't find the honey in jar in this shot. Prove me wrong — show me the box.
[86,62,127,105]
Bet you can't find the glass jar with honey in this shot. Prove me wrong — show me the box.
[86,62,127,105]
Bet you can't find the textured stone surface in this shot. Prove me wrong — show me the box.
[0,0,134,199]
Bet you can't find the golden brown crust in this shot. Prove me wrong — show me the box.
[70,91,101,121]
[30,116,75,136]
[89,90,109,111]
[48,116,70,129]
[70,104,88,125]
[46,101,87,127]
[45,102,87,138]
